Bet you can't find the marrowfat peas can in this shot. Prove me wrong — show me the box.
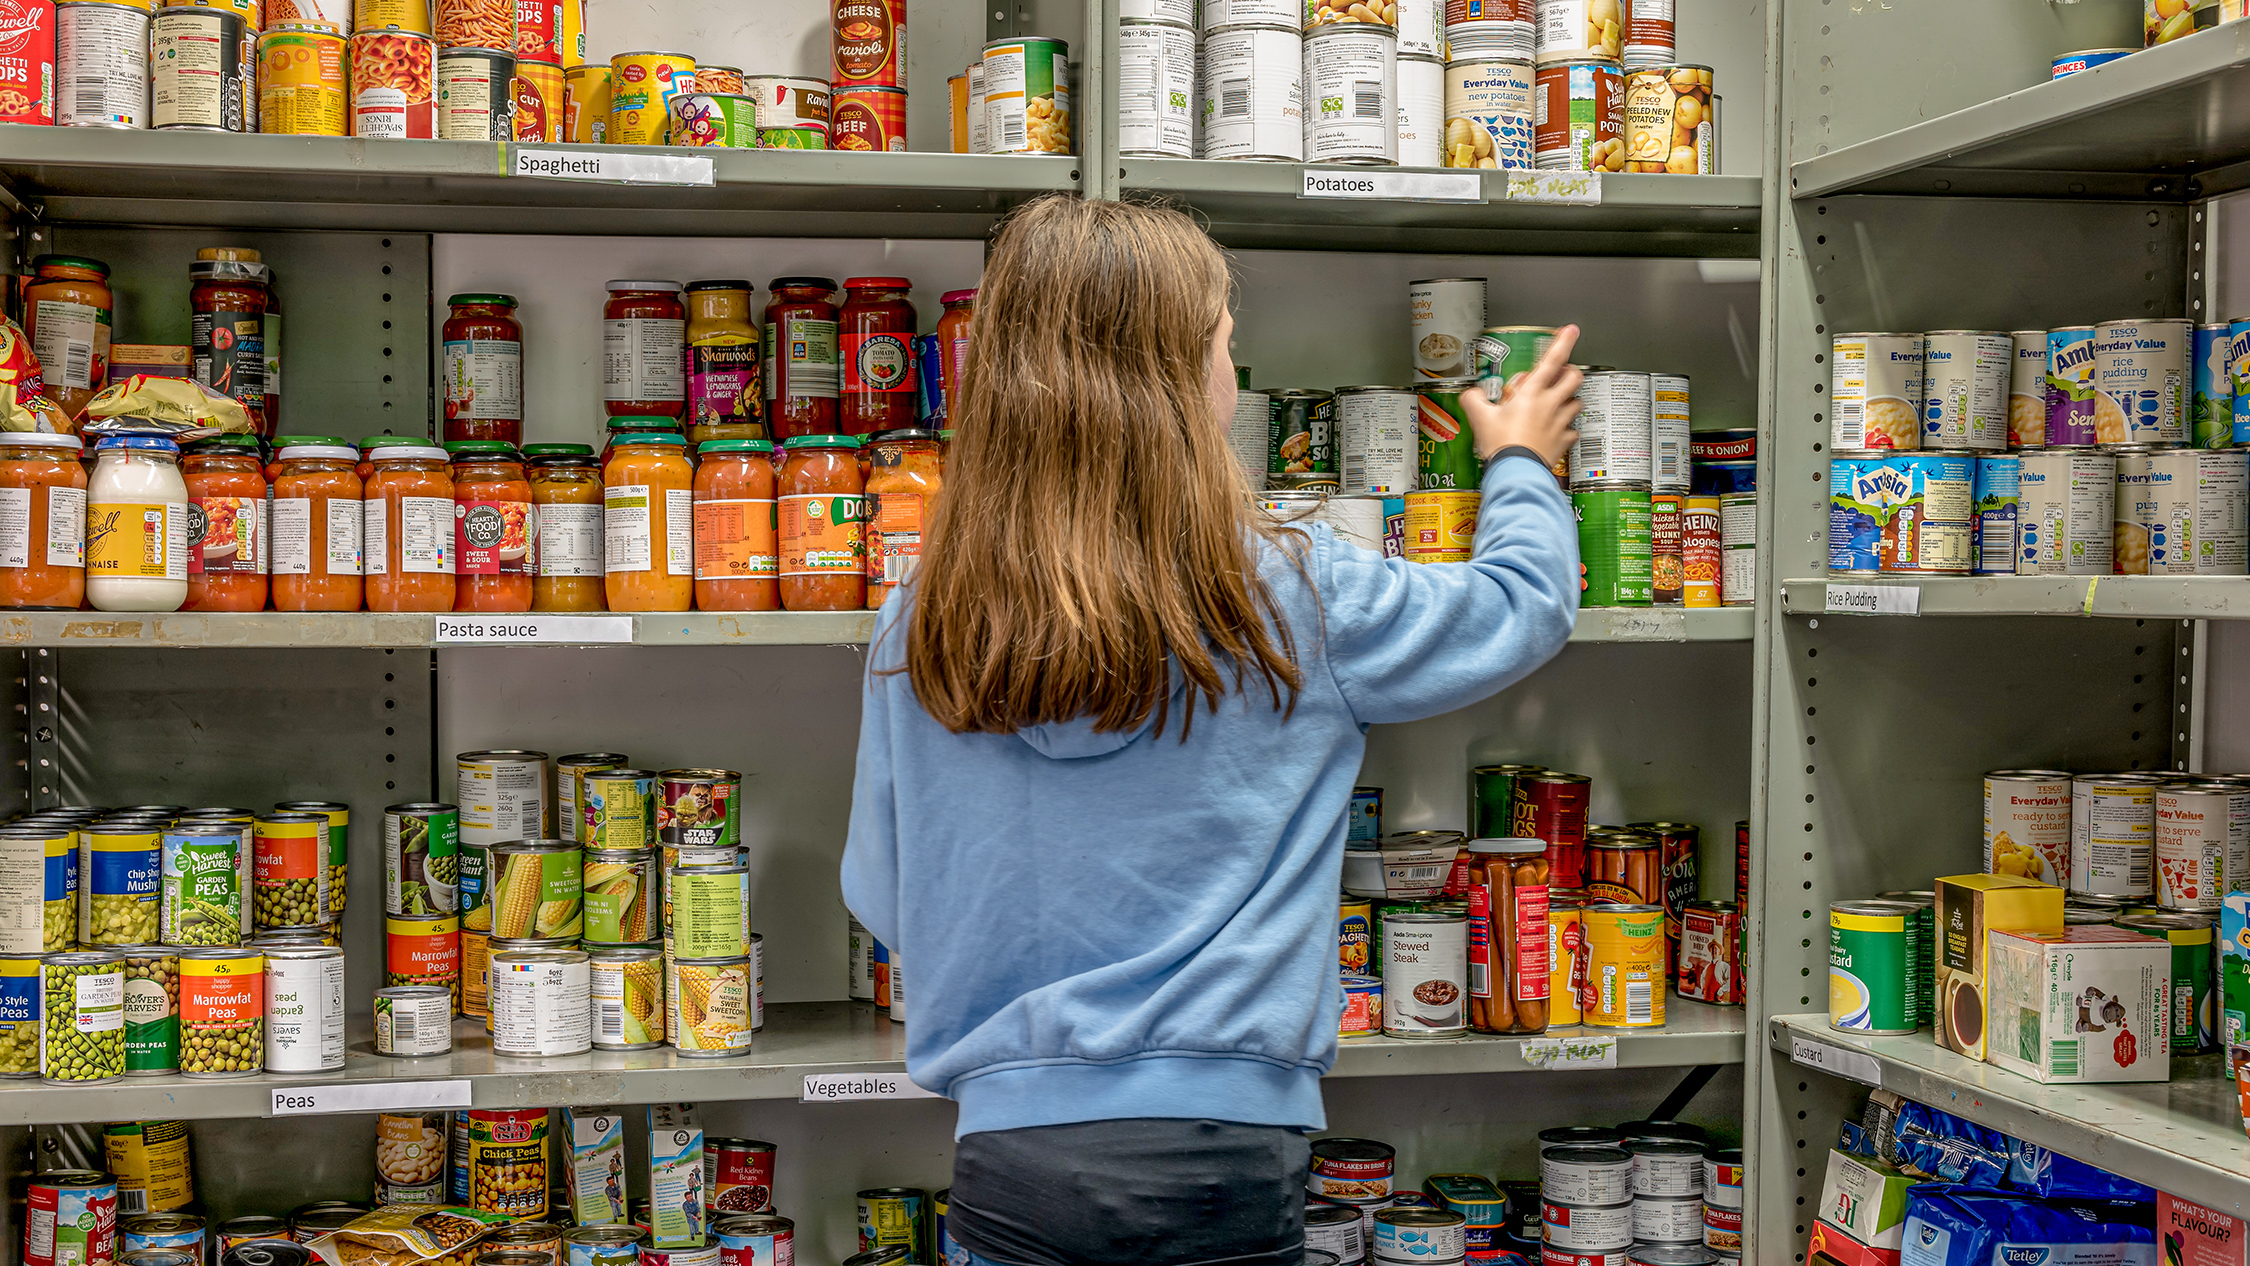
[1542,1200,1634,1253]
[263,944,344,1072]
[2017,447,2115,575]
[1411,278,1485,380]
[2071,772,2162,898]
[1573,483,1653,607]
[435,47,516,140]
[1373,1208,1466,1263]
[1920,331,2010,450]
[152,8,249,131]
[1829,900,1914,1034]
[1540,1146,1632,1206]
[457,749,550,845]
[1303,23,1395,164]
[490,947,592,1056]
[252,811,331,929]
[1397,53,1443,167]
[174,947,261,1078]
[2114,444,2157,575]
[1269,389,1338,476]
[1442,57,1533,170]
[2009,329,2048,447]
[1228,388,1272,483]
[1197,24,1303,160]
[1878,450,1972,576]
[1533,58,1624,173]
[983,36,1071,155]
[2094,317,2190,444]
[374,984,454,1055]
[1381,911,1466,1037]
[2046,326,2101,446]
[1570,370,1652,485]
[1972,453,2020,575]
[385,914,460,1007]
[1119,19,1195,158]
[58,3,151,128]
[1830,332,1923,450]
[589,946,665,1050]
[2194,321,2233,448]
[1650,374,1689,492]
[1338,387,1417,495]
[1985,770,2072,887]
[2155,783,2246,913]
[2148,446,2250,575]
[1582,903,1664,1026]
[351,28,435,139]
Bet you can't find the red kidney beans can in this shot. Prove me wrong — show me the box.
[0,0,56,125]
[1675,899,1742,1005]
[1511,770,1591,889]
[706,1138,776,1216]
[27,1172,118,1266]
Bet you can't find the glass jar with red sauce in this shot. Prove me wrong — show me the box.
[270,444,365,612]
[839,277,917,437]
[182,435,268,611]
[357,436,426,482]
[601,416,687,473]
[692,439,778,612]
[364,446,456,612]
[0,433,87,610]
[764,277,839,440]
[450,442,536,612]
[864,428,942,610]
[23,255,113,421]
[190,259,273,438]
[936,288,975,423]
[603,280,686,421]
[778,434,866,611]
[443,293,525,447]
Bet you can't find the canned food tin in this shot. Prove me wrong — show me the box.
[668,954,753,1055]
[579,771,655,849]
[1547,900,1585,1025]
[174,948,261,1078]
[2018,447,2115,575]
[1541,1145,1631,1206]
[384,914,460,1006]
[356,0,433,34]
[1443,0,1531,57]
[831,84,906,150]
[2155,783,2245,912]
[464,1108,548,1218]
[1337,387,1416,493]
[1649,493,1683,602]
[1921,331,2010,450]
[1674,900,1741,1005]
[1544,1200,1633,1253]
[1985,770,2073,886]
[565,1226,642,1266]
[1573,483,1654,607]
[1581,903,1663,1026]
[480,1223,564,1260]
[1226,388,1272,483]
[1319,492,1390,552]
[581,849,655,946]
[1512,770,1590,889]
[384,803,459,918]
[1536,0,1621,57]
[1268,388,1338,477]
[741,75,828,130]
[984,36,1070,154]
[28,1174,118,1266]
[2009,330,2048,448]
[2231,317,2250,445]
[666,91,752,145]
[2117,911,2217,1052]
[490,948,591,1056]
[152,8,248,130]
[1197,24,1303,161]
[1411,278,1484,380]
[1629,1138,1705,1198]
[857,1191,930,1262]
[457,840,492,929]
[1972,453,2020,575]
[1403,489,1477,563]
[1381,911,1466,1037]
[553,754,626,844]
[1414,378,1479,489]
[586,945,663,1049]
[374,984,453,1056]
[2194,321,2233,447]
[1621,0,1674,65]
[23,827,76,953]
[1827,451,1886,574]
[1829,900,1915,1034]
[1879,450,1972,575]
[715,1217,791,1266]
[432,0,507,47]
[435,46,515,139]
[350,28,433,137]
[1533,58,1623,172]
[1441,57,1532,170]
[213,1219,289,1257]
[1472,324,1557,393]
[460,927,489,1019]
[562,61,605,140]
[489,840,581,941]
[458,749,549,845]
[833,0,902,87]
[372,1110,445,1205]
[513,57,561,139]
[1303,23,1395,164]
[2114,444,2157,575]
[259,22,346,135]
[1373,1208,1465,1264]
[1339,972,1383,1036]
[1309,1137,1394,1199]
[1831,332,1924,450]
[58,3,150,128]
[82,826,159,946]
[122,1214,206,1256]
[607,49,693,144]
[160,826,246,946]
[0,955,40,1077]
[1119,18,1194,157]
[1397,52,1443,165]
[1305,1203,1366,1266]
[2148,446,2250,575]
[253,811,331,929]
[1570,371,1652,484]
[666,865,748,958]
[2047,326,2101,446]
[2095,317,2190,445]
[1645,374,1690,492]
[1203,0,1295,23]
[707,1138,777,1215]
[276,802,350,919]
[1622,64,1709,172]
[1583,829,1657,905]
[2071,772,2162,898]
[103,1121,189,1217]
[2052,46,2134,75]
[658,769,739,849]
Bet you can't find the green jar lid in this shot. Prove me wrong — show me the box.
[447,293,518,307]
[614,433,687,447]
[605,416,682,431]
[521,443,595,458]
[273,434,348,449]
[32,255,109,277]
[780,434,863,450]
[445,441,521,459]
[697,439,776,454]
[186,435,261,452]
[359,435,426,451]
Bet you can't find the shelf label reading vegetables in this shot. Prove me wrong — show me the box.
[1824,583,1920,615]
[1788,1033,1883,1086]
[801,1072,939,1102]
[271,1079,473,1116]
[1300,169,1484,202]
[1519,1034,1616,1069]
[512,146,715,186]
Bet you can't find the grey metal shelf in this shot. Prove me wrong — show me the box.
[1772,1014,2249,1215]
[0,1000,1743,1124]
[1119,160,1763,256]
[1779,575,2250,619]
[1569,606,1755,642]
[0,128,1077,235]
[1791,23,2250,199]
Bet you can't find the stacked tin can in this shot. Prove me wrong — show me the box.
[1538,1121,1730,1265]
[1119,0,1197,158]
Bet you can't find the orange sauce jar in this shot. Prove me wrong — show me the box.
[600,415,686,474]
[182,436,269,611]
[363,445,457,612]
[603,432,693,612]
[528,449,604,612]
[778,434,865,612]
[357,436,425,482]
[692,439,777,611]
[864,428,941,609]
[450,442,535,613]
[23,255,113,421]
[0,433,87,609]
[936,288,975,424]
[271,444,366,611]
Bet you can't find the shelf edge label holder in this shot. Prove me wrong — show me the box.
[1825,583,1920,615]
[512,146,717,187]
[1300,169,1485,203]
[272,1079,473,1116]
[1520,1033,1618,1070]
[1506,170,1602,205]
[434,615,636,644]
[802,1072,940,1102]
[1788,1033,1883,1087]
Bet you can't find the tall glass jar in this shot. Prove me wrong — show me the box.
[86,436,190,612]
[442,294,525,446]
[450,442,535,613]
[686,280,764,446]
[936,288,975,424]
[23,255,113,420]
[839,276,917,436]
[182,436,268,612]
[692,439,777,612]
[0,433,87,610]
[530,452,605,612]
[603,280,686,420]
[356,435,427,482]
[1467,839,1552,1035]
[271,445,365,612]
[764,277,839,439]
[601,415,687,472]
[864,428,942,610]
[778,434,865,611]
[190,259,272,438]
[603,433,694,612]
[363,446,456,612]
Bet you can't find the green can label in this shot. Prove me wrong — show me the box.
[1471,326,1555,394]
[1572,487,1654,606]
[459,841,490,926]
[661,774,741,849]
[489,847,582,940]
[1416,384,1480,490]
[583,851,656,945]
[2162,925,2216,1051]
[667,867,748,959]
[161,832,244,946]
[1830,904,1915,1034]
[386,807,460,918]
[123,950,179,1074]
[1269,392,1337,476]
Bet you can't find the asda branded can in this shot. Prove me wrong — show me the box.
[1268,389,1338,479]
[2194,321,2233,448]
[2116,911,2217,1053]
[1337,386,1417,495]
[1829,900,1915,1035]
[2046,326,2100,446]
[1573,482,1653,607]
[1972,453,2020,575]
[1415,378,1480,490]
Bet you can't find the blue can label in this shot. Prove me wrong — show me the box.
[1973,455,2020,576]
[2229,319,2250,445]
[1348,788,1382,843]
[2194,324,2233,448]
[1828,455,1886,573]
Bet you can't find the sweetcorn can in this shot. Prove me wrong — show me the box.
[582,849,656,946]
[589,946,664,1050]
[667,954,753,1056]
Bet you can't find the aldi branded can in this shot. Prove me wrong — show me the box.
[1574,482,1652,606]
[1570,371,1652,486]
[1302,22,1394,163]
[1118,18,1195,157]
[2045,326,2100,446]
[1829,900,1914,1034]
[1197,23,1303,161]
[2094,316,2190,445]
[1972,453,2020,575]
[1921,331,2010,450]
[2194,320,2233,448]
[57,1,151,128]
[2147,445,2250,575]
[2009,329,2048,448]
[2017,447,2115,575]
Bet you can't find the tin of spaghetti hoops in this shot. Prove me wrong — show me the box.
[0,0,56,125]
[350,27,432,137]
[259,21,348,136]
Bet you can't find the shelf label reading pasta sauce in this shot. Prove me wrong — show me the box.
[537,503,602,577]
[0,486,88,570]
[695,498,778,580]
[86,501,188,582]
[779,494,865,575]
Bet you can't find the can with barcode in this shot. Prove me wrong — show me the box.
[1303,23,1395,164]
[1197,24,1303,161]
[374,985,455,1056]
[263,944,345,1073]
[1119,18,1195,158]
[588,945,664,1050]
[2017,447,2115,575]
[57,2,150,128]
[1830,332,1923,451]
[457,750,551,846]
[1582,904,1664,1028]
[1337,386,1417,495]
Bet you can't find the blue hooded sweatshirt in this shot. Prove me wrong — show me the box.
[840,451,1580,1138]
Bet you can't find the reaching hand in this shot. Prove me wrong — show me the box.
[1464,323,1584,466]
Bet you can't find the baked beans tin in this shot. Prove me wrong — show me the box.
[259,22,346,135]
[1197,23,1304,161]
[1581,903,1663,1027]
[832,85,906,150]
[373,984,453,1055]
[2046,326,2101,446]
[1675,900,1741,1005]
[1309,1137,1394,1199]
[2156,782,2245,912]
[1544,1200,1633,1253]
[742,74,827,130]
[434,46,513,139]
[1533,58,1623,172]
[28,1173,117,1266]
[350,28,433,137]
[2095,317,2190,444]
[1972,453,2019,575]
[1623,65,1709,173]
[1381,911,1466,1038]
[1339,972,1382,1036]
[513,56,560,140]
[1879,450,1972,575]
[1119,18,1194,157]
[1920,331,2009,449]
[57,2,149,128]
[1397,52,1442,166]
[1985,770,2072,886]
[2017,447,2115,575]
[1373,1208,1464,1264]
[1570,371,1651,485]
[1338,386,1416,494]
[608,49,693,145]
[984,35,1070,154]
[1831,332,1923,450]
[152,7,246,130]
[2149,446,2250,574]
[2070,772,2163,898]
[1442,56,1531,169]
[1443,0,1530,57]
[1302,22,1393,163]
[561,61,604,140]
[1573,483,1654,606]
[2010,330,2048,447]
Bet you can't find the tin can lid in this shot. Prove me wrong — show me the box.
[1465,837,1545,854]
[606,279,684,292]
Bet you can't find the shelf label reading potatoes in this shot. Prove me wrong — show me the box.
[433,615,634,644]
[1519,1034,1617,1070]
[1825,583,1921,615]
[802,1072,940,1102]
[1789,1035,1883,1087]
[512,147,716,187]
[271,1079,472,1116]
[1300,170,1484,203]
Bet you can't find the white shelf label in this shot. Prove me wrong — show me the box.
[1300,169,1484,203]
[1506,170,1602,204]
[1593,609,1682,642]
[1519,1034,1617,1070]
[1824,583,1921,615]
[513,147,715,187]
[272,1079,472,1116]
[433,615,635,644]
[802,1072,939,1102]
[1789,1034,1883,1087]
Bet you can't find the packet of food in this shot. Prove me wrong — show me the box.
[564,1107,628,1226]
[306,1205,514,1266]
[0,316,74,433]
[79,375,247,438]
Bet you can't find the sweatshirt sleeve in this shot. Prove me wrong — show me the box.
[840,632,903,952]
[1320,452,1581,725]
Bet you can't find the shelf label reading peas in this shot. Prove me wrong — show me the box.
[272,1079,473,1116]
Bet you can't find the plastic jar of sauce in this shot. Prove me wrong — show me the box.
[864,428,942,609]
[839,277,917,437]
[190,259,272,438]
[0,433,87,609]
[363,445,456,612]
[86,436,190,612]
[603,280,686,421]
[271,444,366,611]
[442,293,525,447]
[686,280,764,446]
[603,433,693,612]
[936,288,975,424]
[182,435,268,612]
[778,434,866,611]
[764,277,840,439]
[23,255,113,421]
[450,442,535,613]
[529,452,604,612]
[692,438,778,612]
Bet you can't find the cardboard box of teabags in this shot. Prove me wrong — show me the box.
[1817,1148,1915,1251]
[1809,1220,1903,1266]
[648,1104,704,1247]
[1934,874,2064,1060]
[1986,925,2169,1083]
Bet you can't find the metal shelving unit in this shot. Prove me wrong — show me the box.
[1779,576,2250,619]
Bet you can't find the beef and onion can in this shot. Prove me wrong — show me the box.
[1381,911,1466,1038]
[350,28,433,137]
[2046,326,2101,446]
[1573,483,1653,607]
[1921,331,2010,450]
[1442,56,1532,170]
[2010,330,2049,447]
[1570,371,1652,485]
[152,8,248,131]
[435,47,515,139]
[1985,770,2072,887]
[261,944,344,1073]
[1533,58,1624,173]
[1973,453,2020,575]
[2094,317,2189,445]
[2148,446,2250,575]
[1544,1201,1633,1253]
[1118,18,1195,158]
[2071,773,2162,898]
[1622,64,1709,173]
[1373,1208,1465,1265]
[1337,387,1417,495]
[1541,1146,1631,1206]
[374,984,454,1056]
[2194,322,2232,447]
[2017,447,2115,574]
[1582,904,1663,1026]
[58,2,150,128]
[458,749,549,845]
[1303,22,1395,164]
[1309,1137,1394,1199]
[1675,900,1741,1005]
[1197,23,1303,160]
[490,948,591,1057]
[1396,52,1442,166]
[2156,782,2246,912]
[1831,332,1924,450]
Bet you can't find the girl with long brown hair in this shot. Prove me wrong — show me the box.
[842,195,1583,1266]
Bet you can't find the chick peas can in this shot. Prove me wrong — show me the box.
[1442,57,1532,170]
[465,1107,549,1218]
[176,948,263,1078]
[1622,64,1710,174]
[81,827,160,946]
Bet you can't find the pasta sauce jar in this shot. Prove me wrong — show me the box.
[528,450,603,611]
[181,436,267,612]
[363,445,457,611]
[685,280,763,444]
[450,442,535,612]
[935,288,974,423]
[778,434,865,611]
[603,432,693,611]
[764,277,840,439]
[864,428,940,609]
[190,258,272,437]
[603,280,686,420]
[442,293,524,446]
[692,439,778,611]
[0,433,88,610]
[271,444,365,611]
[23,256,113,421]
[839,277,916,436]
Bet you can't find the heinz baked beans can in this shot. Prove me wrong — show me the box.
[350,27,429,135]
[0,0,57,126]
[434,46,515,138]
[561,60,604,140]
[258,21,345,134]
[512,54,558,139]
[56,2,147,128]
[832,0,903,90]
[608,48,692,145]
[830,85,906,151]
[354,0,428,34]
[152,7,245,130]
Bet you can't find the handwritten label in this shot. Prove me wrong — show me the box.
[801,1072,938,1102]
[433,615,635,644]
[1790,1034,1884,1087]
[1519,1034,1618,1070]
[1590,609,1681,642]
[1825,583,1921,615]
[272,1079,472,1116]
[1507,170,1602,204]
[1300,169,1484,202]
[513,147,715,186]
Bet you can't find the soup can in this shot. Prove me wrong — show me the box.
[434,46,515,139]
[1581,904,1663,1027]
[1622,64,1710,173]
[1972,453,2020,575]
[1570,371,1652,485]
[490,948,591,1057]
[349,27,433,136]
[1303,23,1395,164]
[1397,53,1443,166]
[258,21,346,134]
[1831,332,1923,450]
[374,984,454,1056]
[152,7,248,131]
[667,91,753,146]
[1920,331,2009,450]
[668,955,753,1056]
[2148,446,2249,575]
[1119,18,1195,157]
[2192,322,2232,447]
[1984,770,2073,886]
[1269,389,1338,477]
[741,74,828,130]
[1197,23,1303,160]
[984,35,1071,154]
[2017,447,2115,575]
[1411,278,1484,380]
[2009,330,2048,447]
[1573,483,1654,607]
[2094,317,2190,445]
[562,62,606,140]
[831,85,907,151]
[2046,326,2100,446]
[57,2,150,128]
[1381,911,1466,1038]
[608,49,694,145]
[1532,58,1623,172]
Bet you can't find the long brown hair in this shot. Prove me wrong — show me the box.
[899,195,1304,737]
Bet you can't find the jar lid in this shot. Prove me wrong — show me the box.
[527,453,599,468]
[686,279,753,292]
[1,432,82,450]
[277,445,358,460]
[605,279,683,292]
[615,433,687,446]
[186,435,258,453]
[768,276,838,292]
[844,276,912,290]
[448,292,518,307]
[189,260,269,283]
[522,443,595,457]
[31,254,108,277]
[1466,837,1548,855]
[446,441,521,459]
[940,289,977,305]
[939,429,955,441]
[372,446,448,461]
[781,434,863,450]
[697,439,775,454]
[359,435,426,451]
[196,246,263,262]
[92,435,181,454]
[868,428,939,445]
[273,434,348,449]
[606,416,682,432]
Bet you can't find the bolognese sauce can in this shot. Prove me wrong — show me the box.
[830,85,905,151]
[0,0,56,126]
[350,27,432,136]
[434,45,514,139]
[1512,770,1591,889]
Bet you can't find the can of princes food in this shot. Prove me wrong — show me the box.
[1972,453,2020,575]
[490,948,592,1057]
[1570,371,1652,485]
[1382,911,1466,1038]
[1532,58,1623,173]
[2017,447,2115,575]
[1442,56,1533,170]
[1303,22,1394,164]
[435,46,516,140]
[1920,331,2010,450]
[457,749,549,845]
[2047,326,2101,446]
[1396,53,1442,166]
[374,984,454,1056]
[350,28,434,137]
[2094,317,2190,445]
[2148,446,2249,575]
[1197,23,1303,160]
[1573,482,1653,607]
[2052,46,2134,75]
[1831,332,1924,450]
[2010,330,2048,448]
[261,944,344,1073]
[152,8,248,131]
[1119,18,1195,157]
[57,2,150,128]
[2071,772,2163,899]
